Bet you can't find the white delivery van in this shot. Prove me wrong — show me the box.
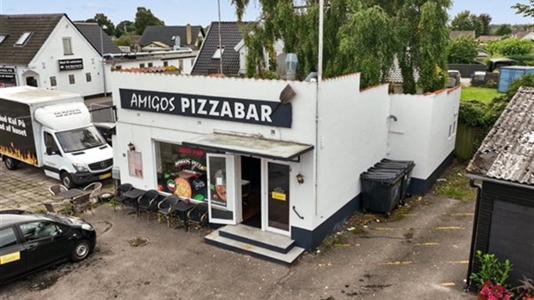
[0,86,113,188]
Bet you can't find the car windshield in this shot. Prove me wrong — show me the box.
[56,126,105,153]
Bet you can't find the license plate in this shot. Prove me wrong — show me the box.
[100,173,111,180]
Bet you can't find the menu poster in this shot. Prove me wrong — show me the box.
[128,150,143,178]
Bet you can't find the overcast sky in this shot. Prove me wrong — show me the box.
[1,0,532,27]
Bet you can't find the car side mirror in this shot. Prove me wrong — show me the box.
[46,146,53,155]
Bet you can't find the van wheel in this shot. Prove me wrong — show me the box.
[71,240,91,262]
[4,157,18,170]
[61,172,74,189]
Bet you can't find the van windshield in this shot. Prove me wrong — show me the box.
[56,126,106,153]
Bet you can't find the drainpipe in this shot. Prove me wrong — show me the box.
[314,0,324,215]
[464,178,482,291]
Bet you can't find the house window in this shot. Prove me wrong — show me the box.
[179,60,184,70]
[115,65,122,70]
[212,47,224,59]
[50,76,57,87]
[63,37,73,55]
[69,74,75,84]
[0,34,7,45]
[155,141,207,201]
[148,62,153,68]
[86,72,92,82]
[15,31,33,46]
[140,63,145,68]
[163,61,168,67]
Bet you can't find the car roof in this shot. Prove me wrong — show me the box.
[0,214,53,227]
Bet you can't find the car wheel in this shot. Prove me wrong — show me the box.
[61,172,74,189]
[71,240,91,262]
[4,157,18,170]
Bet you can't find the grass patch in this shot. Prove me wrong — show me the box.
[433,162,477,201]
[461,86,501,104]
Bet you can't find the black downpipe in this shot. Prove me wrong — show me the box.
[464,179,482,291]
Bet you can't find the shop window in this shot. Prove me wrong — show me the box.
[155,141,207,201]
[50,76,57,87]
[86,72,92,82]
[69,74,75,84]
[63,37,73,55]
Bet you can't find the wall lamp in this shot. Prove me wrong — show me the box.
[296,173,305,184]
[128,142,136,151]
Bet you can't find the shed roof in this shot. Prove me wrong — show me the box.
[0,14,63,65]
[467,87,534,185]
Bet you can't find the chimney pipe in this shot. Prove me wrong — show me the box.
[186,24,192,45]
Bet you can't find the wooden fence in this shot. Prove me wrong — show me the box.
[455,123,488,162]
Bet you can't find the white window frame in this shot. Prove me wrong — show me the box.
[63,37,73,55]
[15,32,33,46]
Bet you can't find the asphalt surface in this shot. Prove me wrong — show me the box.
[0,161,477,300]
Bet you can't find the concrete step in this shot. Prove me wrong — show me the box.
[205,229,305,266]
[218,224,295,253]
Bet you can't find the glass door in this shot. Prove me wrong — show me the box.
[207,154,237,224]
[265,161,290,235]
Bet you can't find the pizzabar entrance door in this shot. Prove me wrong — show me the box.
[206,154,238,224]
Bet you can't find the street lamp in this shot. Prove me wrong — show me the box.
[99,24,108,97]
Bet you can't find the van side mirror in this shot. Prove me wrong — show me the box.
[46,146,53,155]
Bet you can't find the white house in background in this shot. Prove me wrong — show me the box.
[109,67,460,263]
[109,50,198,75]
[0,14,117,97]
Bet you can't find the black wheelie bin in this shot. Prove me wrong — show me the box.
[360,168,404,217]
[374,159,415,205]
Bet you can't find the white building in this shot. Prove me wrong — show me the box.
[110,69,460,262]
[0,14,120,97]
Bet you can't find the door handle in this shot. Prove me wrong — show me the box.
[26,244,38,251]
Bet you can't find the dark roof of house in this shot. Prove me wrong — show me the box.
[0,14,63,65]
[138,25,204,48]
[478,35,502,42]
[75,23,122,55]
[191,21,244,76]
[450,30,475,39]
[467,87,534,185]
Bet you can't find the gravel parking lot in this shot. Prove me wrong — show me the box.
[0,161,476,300]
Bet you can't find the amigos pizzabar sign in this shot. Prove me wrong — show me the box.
[119,88,292,128]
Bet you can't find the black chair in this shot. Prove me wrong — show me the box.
[186,202,209,233]
[114,183,133,211]
[137,189,160,221]
[157,195,180,227]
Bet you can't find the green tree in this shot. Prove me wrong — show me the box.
[447,36,478,64]
[115,35,136,48]
[86,13,115,36]
[231,0,451,94]
[493,24,513,36]
[485,74,534,125]
[115,20,135,38]
[478,13,492,36]
[451,10,484,37]
[486,38,533,56]
[512,0,534,18]
[134,7,164,35]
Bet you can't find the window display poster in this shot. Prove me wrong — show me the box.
[128,150,143,178]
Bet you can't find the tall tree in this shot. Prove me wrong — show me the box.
[451,10,484,37]
[494,24,513,36]
[478,13,492,36]
[115,20,135,38]
[231,0,451,94]
[134,7,164,35]
[447,36,478,64]
[86,13,115,36]
[512,0,534,18]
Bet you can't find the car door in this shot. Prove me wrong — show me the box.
[18,221,69,271]
[0,226,26,283]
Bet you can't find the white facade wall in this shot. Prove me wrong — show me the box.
[111,72,319,230]
[316,77,390,225]
[388,87,460,179]
[113,56,196,75]
[26,16,105,97]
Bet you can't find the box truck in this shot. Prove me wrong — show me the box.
[0,86,113,188]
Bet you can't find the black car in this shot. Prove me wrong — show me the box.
[0,213,96,284]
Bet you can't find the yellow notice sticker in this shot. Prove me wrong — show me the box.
[0,252,21,265]
[271,191,286,201]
